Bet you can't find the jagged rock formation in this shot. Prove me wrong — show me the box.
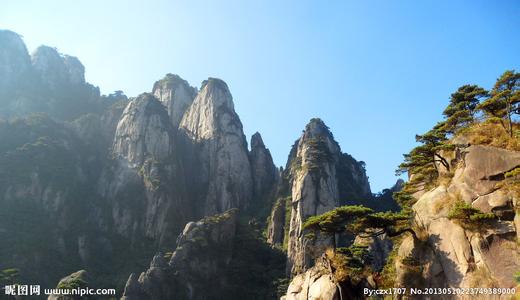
[122,209,238,300]
[179,78,253,215]
[152,74,197,128]
[286,118,371,275]
[396,144,520,291]
[121,209,286,299]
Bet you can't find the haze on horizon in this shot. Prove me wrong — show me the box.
[2,0,519,192]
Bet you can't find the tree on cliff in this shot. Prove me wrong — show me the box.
[302,205,413,250]
[302,205,373,250]
[477,70,520,137]
[396,121,452,196]
[443,84,488,133]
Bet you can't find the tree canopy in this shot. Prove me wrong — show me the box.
[477,70,520,136]
[443,84,488,133]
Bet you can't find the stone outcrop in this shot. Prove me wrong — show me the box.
[396,144,520,290]
[179,78,253,215]
[152,74,197,128]
[283,256,339,300]
[286,118,371,276]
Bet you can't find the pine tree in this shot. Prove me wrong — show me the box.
[396,122,452,187]
[477,70,520,136]
[442,85,488,133]
[302,205,414,248]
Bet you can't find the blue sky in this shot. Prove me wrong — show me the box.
[2,0,519,192]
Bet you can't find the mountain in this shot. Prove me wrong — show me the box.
[8,29,516,300]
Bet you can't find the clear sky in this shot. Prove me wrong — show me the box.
[2,0,519,192]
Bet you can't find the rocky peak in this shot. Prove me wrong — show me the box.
[113,93,174,166]
[251,131,266,149]
[180,77,238,140]
[152,74,197,128]
[250,132,278,200]
[179,78,252,215]
[63,55,85,84]
[32,46,68,88]
[0,30,31,91]
[286,118,371,275]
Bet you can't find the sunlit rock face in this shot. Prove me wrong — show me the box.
[152,73,197,129]
[179,78,253,215]
[396,144,520,291]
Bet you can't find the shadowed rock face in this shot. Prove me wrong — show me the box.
[179,78,253,215]
[122,210,239,300]
[286,118,371,276]
[152,74,197,129]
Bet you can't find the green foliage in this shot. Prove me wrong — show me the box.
[303,205,413,247]
[329,245,372,283]
[505,168,520,181]
[302,205,373,235]
[379,240,400,289]
[283,197,292,251]
[303,137,334,173]
[57,277,88,290]
[397,122,452,193]
[223,219,287,299]
[448,201,496,227]
[477,70,520,136]
[443,85,488,133]
[514,271,520,284]
[393,189,416,208]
